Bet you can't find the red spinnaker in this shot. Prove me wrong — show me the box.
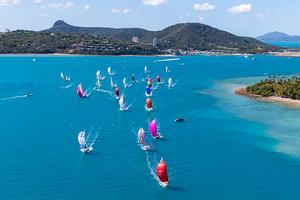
[156,158,169,183]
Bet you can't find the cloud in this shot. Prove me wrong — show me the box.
[83,4,90,10]
[228,4,252,14]
[49,2,74,9]
[112,8,132,14]
[0,0,21,6]
[193,3,215,12]
[33,0,41,3]
[142,0,168,6]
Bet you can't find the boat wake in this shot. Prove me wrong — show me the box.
[1,94,31,101]
[85,88,93,97]
[146,151,161,184]
[154,58,180,62]
[59,83,73,89]
[120,101,134,111]
[84,121,102,152]
[145,152,169,187]
[94,88,113,95]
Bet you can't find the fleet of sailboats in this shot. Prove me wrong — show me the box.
[60,64,178,187]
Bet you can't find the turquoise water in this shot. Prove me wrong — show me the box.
[1,55,300,199]
[267,41,300,48]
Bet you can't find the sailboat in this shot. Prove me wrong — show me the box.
[156,75,161,85]
[77,83,88,98]
[165,66,171,73]
[131,73,136,83]
[60,72,71,81]
[119,95,130,111]
[115,87,120,99]
[145,85,152,97]
[123,78,127,88]
[145,98,153,111]
[149,119,160,139]
[156,158,169,187]
[78,131,92,153]
[95,79,101,89]
[123,77,132,88]
[119,95,125,111]
[144,66,150,75]
[168,77,173,88]
[108,66,114,76]
[138,128,150,150]
[96,70,105,81]
[147,78,153,88]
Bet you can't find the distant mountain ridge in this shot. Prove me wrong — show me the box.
[257,31,300,42]
[43,20,276,53]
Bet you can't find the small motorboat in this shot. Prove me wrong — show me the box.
[175,118,185,122]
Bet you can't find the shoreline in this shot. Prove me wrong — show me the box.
[235,88,300,108]
[0,51,299,57]
[0,52,257,57]
[0,53,176,57]
[272,51,300,57]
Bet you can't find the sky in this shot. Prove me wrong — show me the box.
[0,0,299,37]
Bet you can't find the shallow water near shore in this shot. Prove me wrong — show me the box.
[2,55,300,199]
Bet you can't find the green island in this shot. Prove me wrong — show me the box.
[246,76,300,99]
[235,76,300,107]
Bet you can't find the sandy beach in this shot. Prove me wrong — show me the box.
[235,87,300,108]
[273,51,300,57]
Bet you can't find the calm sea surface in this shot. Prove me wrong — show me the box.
[267,41,300,48]
[1,55,300,199]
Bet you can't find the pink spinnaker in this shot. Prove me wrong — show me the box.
[77,84,85,98]
[149,119,158,138]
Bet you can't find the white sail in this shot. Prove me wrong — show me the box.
[61,72,70,81]
[78,131,86,146]
[108,67,112,76]
[60,72,65,80]
[123,78,127,87]
[165,66,171,73]
[119,96,125,110]
[168,77,173,88]
[96,70,101,80]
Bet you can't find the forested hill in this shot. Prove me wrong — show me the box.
[43,20,278,53]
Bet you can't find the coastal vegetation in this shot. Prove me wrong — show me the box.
[43,20,278,54]
[0,20,280,55]
[0,30,161,55]
[246,76,300,99]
